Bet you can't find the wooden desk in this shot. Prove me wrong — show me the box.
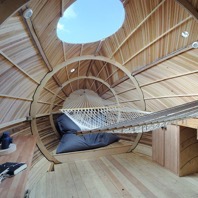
[0,135,36,198]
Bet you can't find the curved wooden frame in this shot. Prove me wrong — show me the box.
[49,76,120,138]
[30,55,145,162]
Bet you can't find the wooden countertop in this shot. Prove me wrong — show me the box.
[0,135,36,198]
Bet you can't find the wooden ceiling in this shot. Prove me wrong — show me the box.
[0,0,198,126]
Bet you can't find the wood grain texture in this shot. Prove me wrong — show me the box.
[0,0,198,126]
[179,126,198,176]
[30,152,198,198]
[0,135,36,198]
[152,125,179,174]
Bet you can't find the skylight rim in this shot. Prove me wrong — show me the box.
[56,0,125,44]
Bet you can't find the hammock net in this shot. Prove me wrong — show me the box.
[60,90,198,134]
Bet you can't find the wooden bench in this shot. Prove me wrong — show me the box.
[0,135,36,198]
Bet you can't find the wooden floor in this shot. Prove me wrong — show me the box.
[30,153,198,198]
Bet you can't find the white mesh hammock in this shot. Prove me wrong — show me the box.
[60,89,150,131]
[60,90,198,134]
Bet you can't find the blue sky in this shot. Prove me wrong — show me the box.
[57,0,125,44]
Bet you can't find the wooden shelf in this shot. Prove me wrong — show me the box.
[0,135,36,198]
[152,125,198,176]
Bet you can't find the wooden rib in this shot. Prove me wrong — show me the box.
[37,100,62,106]
[66,66,73,92]
[86,40,104,76]
[62,42,67,61]
[0,118,27,129]
[117,88,136,96]
[61,0,64,17]
[132,44,192,75]
[145,94,198,100]
[0,0,30,26]
[110,0,166,58]
[104,96,140,102]
[175,0,198,22]
[97,70,118,94]
[1,50,64,101]
[35,112,60,118]
[96,70,118,93]
[123,16,192,66]
[86,60,95,76]
[44,87,65,101]
[24,19,52,71]
[31,119,60,163]
[111,75,129,88]
[100,75,132,97]
[90,62,108,89]
[140,70,198,87]
[24,18,68,97]
[0,50,40,84]
[102,43,193,93]
[77,44,84,89]
[29,55,145,111]
[0,94,32,101]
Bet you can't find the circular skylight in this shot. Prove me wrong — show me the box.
[57,0,125,44]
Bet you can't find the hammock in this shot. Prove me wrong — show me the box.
[60,105,151,131]
[77,100,198,134]
[60,90,198,134]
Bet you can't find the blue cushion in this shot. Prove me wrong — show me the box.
[56,133,119,153]
[56,114,81,134]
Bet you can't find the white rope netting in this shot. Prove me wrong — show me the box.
[61,105,150,131]
[60,89,150,131]
[60,90,198,134]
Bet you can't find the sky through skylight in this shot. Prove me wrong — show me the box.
[57,0,125,44]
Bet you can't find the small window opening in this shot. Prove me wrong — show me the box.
[57,0,125,44]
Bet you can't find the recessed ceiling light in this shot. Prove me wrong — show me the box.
[192,41,198,48]
[70,68,75,73]
[23,8,33,19]
[181,31,189,38]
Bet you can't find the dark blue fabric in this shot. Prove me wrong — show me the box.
[56,114,81,135]
[56,133,119,153]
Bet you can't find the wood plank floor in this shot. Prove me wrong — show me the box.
[30,153,198,198]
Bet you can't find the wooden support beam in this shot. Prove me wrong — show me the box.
[110,0,166,58]
[0,0,30,26]
[90,62,108,89]
[0,50,39,84]
[78,44,84,89]
[23,18,68,97]
[37,100,62,107]
[175,0,198,22]
[132,44,192,75]
[123,16,192,66]
[0,94,32,101]
[111,75,129,88]
[0,118,27,129]
[99,75,130,97]
[144,94,198,100]
[1,50,65,101]
[24,19,53,71]
[140,70,198,87]
[86,40,103,76]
